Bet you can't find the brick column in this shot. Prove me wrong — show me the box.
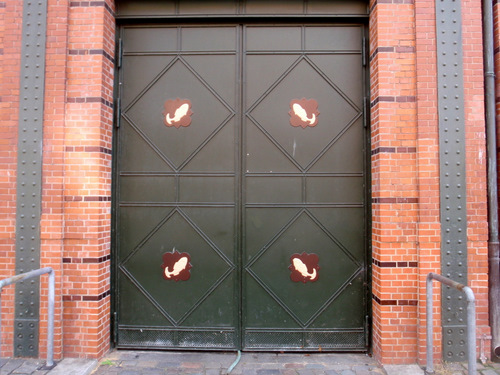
[462,0,490,359]
[38,0,71,360]
[0,0,22,358]
[369,0,419,364]
[61,0,114,358]
[414,0,441,364]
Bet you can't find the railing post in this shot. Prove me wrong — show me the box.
[426,273,435,374]
[46,268,55,368]
[464,286,476,375]
[0,268,56,369]
[426,273,476,375]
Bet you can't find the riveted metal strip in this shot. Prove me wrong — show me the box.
[14,0,48,357]
[435,0,468,362]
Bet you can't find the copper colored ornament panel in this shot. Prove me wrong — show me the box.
[163,98,193,128]
[289,98,320,128]
[161,249,192,282]
[289,252,320,283]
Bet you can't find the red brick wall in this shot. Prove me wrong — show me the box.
[462,0,490,358]
[0,0,492,364]
[60,0,114,358]
[413,0,442,365]
[370,0,489,365]
[0,0,114,359]
[370,0,420,364]
[38,0,70,360]
[0,0,21,358]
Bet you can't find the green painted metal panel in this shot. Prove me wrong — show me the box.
[114,23,368,351]
[116,25,240,349]
[15,0,48,357]
[115,0,369,19]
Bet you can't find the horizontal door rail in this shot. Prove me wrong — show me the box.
[0,268,55,369]
[426,272,476,375]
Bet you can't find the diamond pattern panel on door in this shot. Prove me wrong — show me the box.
[247,210,361,325]
[124,57,234,170]
[248,57,361,170]
[120,209,234,324]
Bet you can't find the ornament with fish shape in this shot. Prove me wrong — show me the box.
[289,98,320,128]
[163,98,193,128]
[161,249,192,282]
[289,252,320,283]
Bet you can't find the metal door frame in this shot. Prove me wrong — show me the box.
[111,18,371,352]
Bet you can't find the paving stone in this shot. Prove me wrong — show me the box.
[92,369,120,375]
[296,369,318,375]
[444,363,467,371]
[305,364,325,370]
[165,369,182,375]
[181,362,204,369]
[12,363,43,374]
[481,370,500,375]
[284,364,305,369]
[0,360,23,373]
[117,370,142,375]
[119,360,139,367]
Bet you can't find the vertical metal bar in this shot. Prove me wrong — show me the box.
[15,0,48,357]
[426,274,434,375]
[236,23,244,351]
[46,269,54,367]
[464,286,476,375]
[435,0,468,361]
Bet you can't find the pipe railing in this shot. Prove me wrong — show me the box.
[426,272,476,375]
[0,268,55,369]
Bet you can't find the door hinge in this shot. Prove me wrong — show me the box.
[364,315,370,347]
[363,97,369,128]
[117,38,123,69]
[112,311,118,344]
[362,36,367,67]
[114,97,121,129]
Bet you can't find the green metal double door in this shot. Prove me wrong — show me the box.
[115,24,369,351]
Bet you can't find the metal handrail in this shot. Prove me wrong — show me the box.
[0,268,55,369]
[426,272,476,375]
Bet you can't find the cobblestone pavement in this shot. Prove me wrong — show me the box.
[431,361,500,375]
[1,351,500,375]
[91,351,387,375]
[0,358,49,375]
